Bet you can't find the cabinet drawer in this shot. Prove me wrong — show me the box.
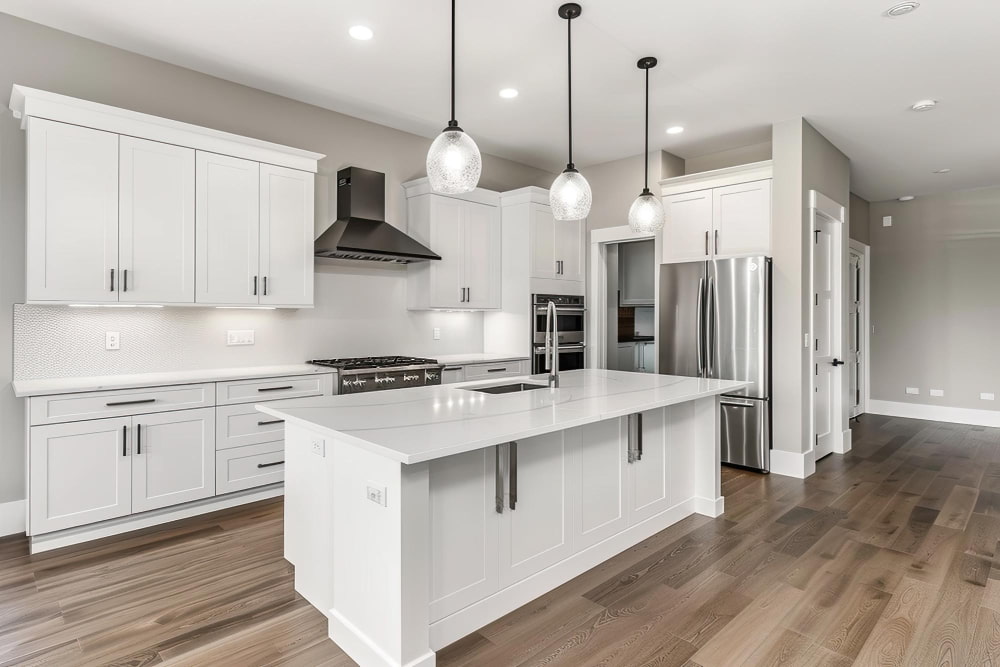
[216,442,284,495]
[215,374,332,406]
[216,403,285,451]
[441,366,465,384]
[30,384,214,426]
[463,361,528,381]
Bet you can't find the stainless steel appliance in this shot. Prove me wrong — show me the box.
[309,356,444,394]
[531,294,585,374]
[658,257,772,472]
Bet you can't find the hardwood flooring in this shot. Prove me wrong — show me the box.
[2,414,1000,665]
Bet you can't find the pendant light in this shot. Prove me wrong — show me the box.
[550,3,592,221]
[627,57,665,233]
[426,0,482,194]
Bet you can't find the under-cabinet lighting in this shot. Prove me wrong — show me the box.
[215,306,277,310]
[68,304,164,308]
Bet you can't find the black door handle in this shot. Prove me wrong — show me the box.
[832,359,845,366]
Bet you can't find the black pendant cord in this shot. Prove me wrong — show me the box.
[448,0,457,127]
[643,66,649,193]
[566,15,573,169]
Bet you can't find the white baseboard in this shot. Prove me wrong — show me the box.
[0,500,26,537]
[838,428,853,454]
[770,448,816,479]
[694,495,725,518]
[868,400,1000,428]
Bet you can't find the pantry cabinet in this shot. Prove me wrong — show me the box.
[404,180,501,310]
[660,162,772,265]
[529,203,585,284]
[15,86,323,307]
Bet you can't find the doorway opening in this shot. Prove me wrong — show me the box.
[849,240,870,419]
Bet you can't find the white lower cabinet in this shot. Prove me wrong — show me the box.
[217,441,285,495]
[29,417,132,534]
[575,420,627,549]
[628,409,674,524]
[131,408,215,513]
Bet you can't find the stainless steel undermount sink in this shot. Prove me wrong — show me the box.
[465,382,548,395]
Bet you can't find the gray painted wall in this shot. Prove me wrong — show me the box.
[0,13,553,505]
[584,150,685,232]
[850,193,871,245]
[685,141,772,175]
[869,187,1000,411]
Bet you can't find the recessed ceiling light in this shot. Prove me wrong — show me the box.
[498,88,519,99]
[898,195,915,201]
[349,25,374,41]
[933,168,951,174]
[885,2,920,17]
[666,126,685,135]
[911,99,937,111]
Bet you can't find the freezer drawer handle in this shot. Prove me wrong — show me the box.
[106,398,156,407]
[257,460,284,469]
[723,401,755,408]
[258,386,294,392]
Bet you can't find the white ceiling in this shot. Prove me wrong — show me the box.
[2,0,998,201]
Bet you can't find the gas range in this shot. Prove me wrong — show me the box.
[308,356,444,394]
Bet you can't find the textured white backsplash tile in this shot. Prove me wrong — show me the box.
[14,263,484,380]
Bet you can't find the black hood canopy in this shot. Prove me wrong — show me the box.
[314,167,441,263]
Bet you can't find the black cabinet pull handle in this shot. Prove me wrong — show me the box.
[136,423,142,455]
[106,398,156,407]
[257,460,284,469]
[263,276,268,296]
[257,419,284,426]
[487,368,508,373]
[123,269,128,293]
[122,424,127,456]
[110,268,115,292]
[253,275,258,296]
[258,386,293,392]
[443,367,462,371]
[508,441,518,511]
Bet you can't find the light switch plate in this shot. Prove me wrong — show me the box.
[906,387,920,395]
[930,389,944,397]
[882,216,893,227]
[433,327,441,340]
[105,331,120,350]
[366,484,387,507]
[226,329,255,346]
[982,393,996,401]
[311,438,326,457]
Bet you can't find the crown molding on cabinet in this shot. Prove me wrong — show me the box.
[658,160,773,197]
[499,186,552,207]
[402,177,500,207]
[9,85,325,173]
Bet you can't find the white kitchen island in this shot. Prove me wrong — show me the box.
[257,369,748,667]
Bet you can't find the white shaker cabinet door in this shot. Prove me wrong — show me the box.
[499,433,574,588]
[119,137,195,304]
[627,408,672,525]
[259,164,314,307]
[29,417,132,534]
[462,200,501,309]
[195,152,260,305]
[555,217,586,282]
[713,179,771,258]
[428,447,500,622]
[661,189,713,264]
[26,118,119,303]
[427,195,466,308]
[574,420,627,550]
[131,408,215,513]
[529,203,558,280]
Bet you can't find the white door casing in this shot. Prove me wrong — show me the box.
[849,248,863,417]
[849,240,871,418]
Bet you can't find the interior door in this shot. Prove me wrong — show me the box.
[29,417,132,534]
[195,151,260,304]
[712,180,771,258]
[119,136,195,304]
[462,200,500,309]
[849,249,864,417]
[259,164,314,306]
[662,189,712,263]
[813,217,837,460]
[529,203,557,280]
[132,408,215,513]
[429,196,465,308]
[26,118,119,303]
[499,434,572,588]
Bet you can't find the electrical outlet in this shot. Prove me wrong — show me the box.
[105,331,120,350]
[882,216,893,227]
[226,329,255,346]
[930,389,944,397]
[906,387,920,395]
[433,327,441,340]
[804,333,810,348]
[311,438,326,457]
[982,393,996,401]
[366,484,387,507]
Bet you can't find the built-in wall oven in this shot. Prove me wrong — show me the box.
[531,294,586,374]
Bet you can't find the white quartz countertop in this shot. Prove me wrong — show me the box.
[12,364,335,397]
[257,369,749,465]
[430,353,530,366]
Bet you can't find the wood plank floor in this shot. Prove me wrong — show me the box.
[3,414,1000,665]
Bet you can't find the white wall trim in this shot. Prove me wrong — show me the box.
[770,448,817,479]
[0,500,26,537]
[868,400,1000,428]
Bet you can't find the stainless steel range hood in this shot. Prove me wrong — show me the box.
[315,167,441,263]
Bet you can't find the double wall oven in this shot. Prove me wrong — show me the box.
[531,294,586,374]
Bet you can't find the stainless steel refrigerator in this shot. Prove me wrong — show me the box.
[659,256,772,472]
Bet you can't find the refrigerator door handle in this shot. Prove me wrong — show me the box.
[706,276,717,376]
[696,277,706,374]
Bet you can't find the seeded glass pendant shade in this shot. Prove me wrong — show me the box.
[628,56,665,233]
[426,0,482,194]
[550,4,591,221]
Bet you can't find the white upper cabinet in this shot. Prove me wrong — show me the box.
[405,180,501,311]
[659,162,773,264]
[14,86,323,307]
[529,203,584,283]
[196,152,260,305]
[119,136,195,304]
[26,118,119,303]
[259,164,315,307]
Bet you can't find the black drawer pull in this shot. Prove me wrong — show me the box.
[487,368,509,373]
[443,367,463,371]
[106,398,156,407]
[257,460,284,469]
[257,386,294,392]
[257,419,284,426]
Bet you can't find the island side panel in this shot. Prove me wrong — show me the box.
[693,395,724,516]
[329,438,434,667]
